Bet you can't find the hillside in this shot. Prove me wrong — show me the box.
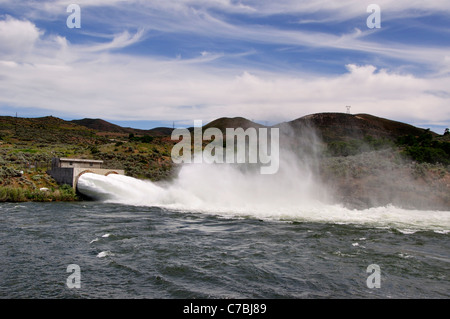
[69,113,436,142]
[0,112,449,209]
[71,118,135,134]
[0,116,100,144]
[0,115,175,201]
[72,118,174,137]
[202,117,265,132]
[279,112,431,142]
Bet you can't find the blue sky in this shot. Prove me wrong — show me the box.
[0,0,449,133]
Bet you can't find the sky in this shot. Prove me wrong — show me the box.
[0,0,449,133]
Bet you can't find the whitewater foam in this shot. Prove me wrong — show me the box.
[77,162,450,233]
[96,251,112,258]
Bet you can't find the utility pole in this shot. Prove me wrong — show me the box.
[15,112,18,136]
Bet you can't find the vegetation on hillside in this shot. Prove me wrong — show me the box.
[0,114,448,208]
[0,184,78,202]
[319,148,450,210]
[396,129,450,165]
[325,135,394,157]
[0,116,176,202]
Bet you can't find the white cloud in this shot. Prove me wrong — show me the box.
[1,1,449,72]
[0,27,449,128]
[231,0,450,18]
[0,16,42,59]
[79,29,146,53]
[0,3,449,129]
[4,0,450,25]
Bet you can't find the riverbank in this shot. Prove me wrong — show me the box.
[0,184,79,202]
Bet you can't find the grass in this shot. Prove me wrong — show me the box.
[0,185,78,202]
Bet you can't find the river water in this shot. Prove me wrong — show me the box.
[0,198,449,299]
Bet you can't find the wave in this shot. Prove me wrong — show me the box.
[77,162,450,233]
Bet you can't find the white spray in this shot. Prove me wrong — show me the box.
[77,124,450,233]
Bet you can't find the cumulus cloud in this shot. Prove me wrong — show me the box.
[0,29,448,128]
[0,16,42,59]
[0,2,449,130]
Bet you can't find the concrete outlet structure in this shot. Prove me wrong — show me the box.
[48,158,125,191]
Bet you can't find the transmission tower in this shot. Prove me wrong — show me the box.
[346,106,351,114]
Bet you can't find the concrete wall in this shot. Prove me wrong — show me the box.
[53,158,103,169]
[48,167,74,186]
[60,161,102,169]
[48,166,125,191]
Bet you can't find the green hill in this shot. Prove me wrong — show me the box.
[0,115,99,145]
[0,112,448,209]
[278,112,431,142]
[72,118,174,137]
[71,118,134,134]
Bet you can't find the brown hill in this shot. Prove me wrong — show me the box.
[0,115,99,144]
[4,113,440,143]
[146,127,174,136]
[71,118,173,137]
[71,118,134,134]
[277,112,432,142]
[202,117,265,132]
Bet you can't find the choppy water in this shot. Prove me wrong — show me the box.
[0,201,449,299]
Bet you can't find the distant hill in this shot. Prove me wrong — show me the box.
[147,127,174,136]
[277,113,432,142]
[186,113,433,142]
[2,113,442,143]
[71,118,134,134]
[71,118,173,137]
[202,117,265,132]
[0,115,98,144]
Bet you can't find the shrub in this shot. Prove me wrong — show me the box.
[0,167,22,178]
[412,162,427,179]
[0,184,78,202]
[327,141,360,157]
[397,130,450,165]
[0,187,27,202]
[31,175,42,181]
[402,146,449,165]
[90,146,100,154]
